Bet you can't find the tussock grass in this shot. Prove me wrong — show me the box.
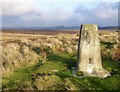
[2,31,120,90]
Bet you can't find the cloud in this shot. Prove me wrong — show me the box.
[74,2,118,25]
[21,14,41,21]
[42,8,72,21]
[1,0,33,2]
[5,0,118,3]
[1,0,72,21]
[75,2,118,18]
[94,3,118,19]
[1,1,118,27]
[1,0,39,16]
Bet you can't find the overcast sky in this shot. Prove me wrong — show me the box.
[1,0,119,28]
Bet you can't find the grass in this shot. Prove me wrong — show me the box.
[2,40,120,90]
[100,42,116,49]
[47,53,77,70]
[70,57,120,90]
[2,52,120,90]
[2,66,33,90]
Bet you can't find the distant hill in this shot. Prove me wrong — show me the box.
[1,26,119,30]
[98,26,119,30]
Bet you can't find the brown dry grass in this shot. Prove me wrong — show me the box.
[1,29,119,76]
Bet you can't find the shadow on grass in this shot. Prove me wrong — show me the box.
[102,57,120,74]
[47,53,77,70]
[100,42,116,49]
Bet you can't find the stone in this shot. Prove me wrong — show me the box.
[73,24,110,78]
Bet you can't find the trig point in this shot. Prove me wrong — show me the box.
[74,24,110,78]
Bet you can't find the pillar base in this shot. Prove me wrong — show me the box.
[72,67,111,78]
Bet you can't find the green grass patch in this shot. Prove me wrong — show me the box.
[2,66,33,90]
[100,42,116,49]
[2,53,120,90]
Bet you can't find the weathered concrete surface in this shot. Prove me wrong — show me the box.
[75,24,110,78]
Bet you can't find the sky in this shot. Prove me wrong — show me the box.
[1,0,119,28]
